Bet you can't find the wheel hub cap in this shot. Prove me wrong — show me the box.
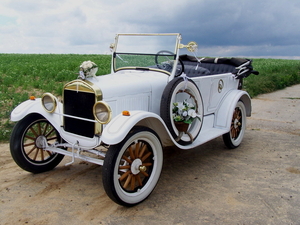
[233,119,240,129]
[131,158,143,175]
[35,136,47,148]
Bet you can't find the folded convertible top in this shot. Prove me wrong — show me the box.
[179,55,259,78]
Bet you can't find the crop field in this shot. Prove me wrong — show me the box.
[243,58,300,97]
[0,54,299,141]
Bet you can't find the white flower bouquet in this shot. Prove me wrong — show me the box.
[173,100,200,124]
[78,60,98,79]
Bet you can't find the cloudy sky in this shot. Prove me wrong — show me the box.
[1,0,300,59]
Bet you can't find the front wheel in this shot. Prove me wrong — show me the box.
[102,127,163,206]
[223,101,246,149]
[10,114,65,173]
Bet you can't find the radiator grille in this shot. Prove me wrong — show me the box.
[63,89,95,138]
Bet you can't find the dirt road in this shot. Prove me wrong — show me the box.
[1,85,300,224]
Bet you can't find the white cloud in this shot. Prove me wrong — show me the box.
[1,0,300,58]
[0,0,117,53]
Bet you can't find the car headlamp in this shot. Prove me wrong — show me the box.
[93,101,112,124]
[41,93,57,113]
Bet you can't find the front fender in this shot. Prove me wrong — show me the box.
[102,111,173,146]
[215,90,251,129]
[10,98,63,131]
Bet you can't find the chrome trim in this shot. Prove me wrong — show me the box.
[63,79,103,135]
[93,101,112,124]
[41,93,57,113]
[218,79,224,93]
[63,79,102,100]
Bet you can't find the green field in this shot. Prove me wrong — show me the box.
[243,58,300,97]
[1,54,299,141]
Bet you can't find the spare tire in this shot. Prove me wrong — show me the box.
[160,77,204,145]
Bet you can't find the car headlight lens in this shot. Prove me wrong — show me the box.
[93,101,112,124]
[41,93,57,113]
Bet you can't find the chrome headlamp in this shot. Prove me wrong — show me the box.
[41,93,57,113]
[93,101,112,124]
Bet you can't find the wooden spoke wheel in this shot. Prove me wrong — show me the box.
[103,127,163,206]
[223,101,246,149]
[10,114,64,173]
[118,141,153,192]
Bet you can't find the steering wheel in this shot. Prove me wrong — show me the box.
[155,50,184,76]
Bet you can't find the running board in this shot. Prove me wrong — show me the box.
[177,114,228,150]
[179,127,227,150]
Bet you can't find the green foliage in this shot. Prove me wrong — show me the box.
[0,54,110,141]
[0,54,299,142]
[244,59,300,97]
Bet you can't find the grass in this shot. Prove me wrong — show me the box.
[0,54,111,142]
[0,54,299,142]
[243,58,300,97]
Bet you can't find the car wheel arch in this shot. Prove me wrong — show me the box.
[215,90,251,129]
[101,111,173,147]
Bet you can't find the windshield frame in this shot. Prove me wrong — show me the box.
[111,33,182,78]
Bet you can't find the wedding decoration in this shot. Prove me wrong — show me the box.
[173,99,200,133]
[78,60,98,79]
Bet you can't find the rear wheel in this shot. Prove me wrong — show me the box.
[223,101,246,149]
[102,127,163,206]
[10,114,64,173]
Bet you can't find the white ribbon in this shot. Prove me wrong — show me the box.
[116,54,128,63]
[191,49,205,70]
[78,71,85,79]
[180,72,190,90]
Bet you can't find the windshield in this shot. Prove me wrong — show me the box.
[112,34,182,75]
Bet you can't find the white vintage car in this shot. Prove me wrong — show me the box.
[10,33,258,206]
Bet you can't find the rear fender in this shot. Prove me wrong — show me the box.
[102,111,173,146]
[215,90,251,130]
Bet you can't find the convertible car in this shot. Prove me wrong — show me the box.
[10,33,258,206]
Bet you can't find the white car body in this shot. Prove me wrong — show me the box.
[10,33,258,206]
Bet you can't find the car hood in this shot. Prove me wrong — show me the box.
[87,71,168,100]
